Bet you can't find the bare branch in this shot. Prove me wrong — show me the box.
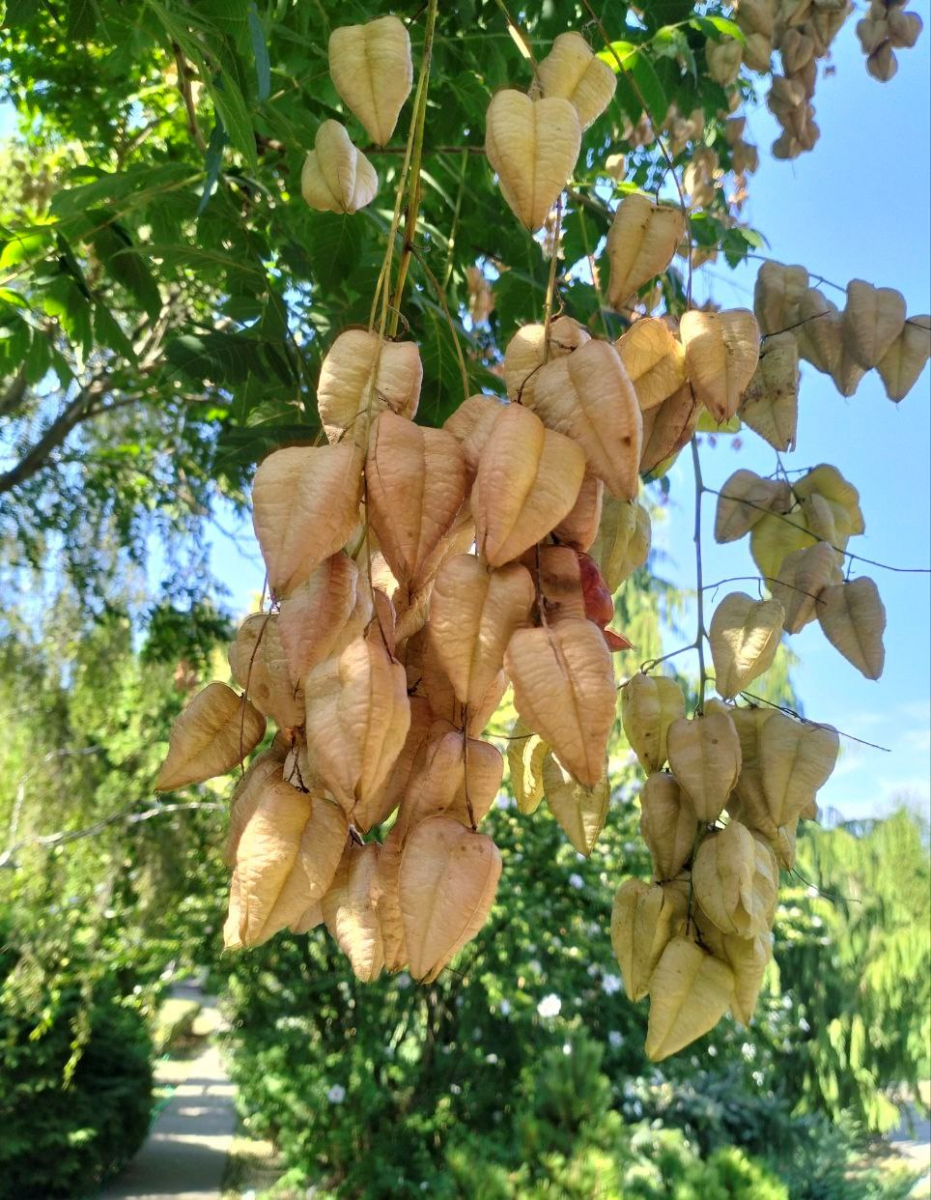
[0,376,109,495]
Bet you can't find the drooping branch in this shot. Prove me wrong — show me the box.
[0,376,109,496]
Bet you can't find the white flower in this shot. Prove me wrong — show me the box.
[707,1044,717,1057]
[562,1041,572,1055]
[799,1016,810,1033]
[396,972,411,989]
[326,1085,346,1104]
[451,1083,461,1094]
[608,1030,624,1049]
[496,792,514,809]
[568,872,585,889]
[499,999,511,1016]
[486,1053,499,1064]
[537,993,562,1018]
[806,885,819,899]
[528,959,542,974]
[602,974,622,995]
[740,1042,756,1062]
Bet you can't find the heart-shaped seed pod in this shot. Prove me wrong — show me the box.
[317,330,422,446]
[301,120,378,214]
[225,746,286,867]
[739,331,799,452]
[706,37,743,85]
[794,463,865,533]
[508,719,550,816]
[485,90,582,231]
[680,309,761,423]
[743,31,773,71]
[781,27,815,72]
[396,725,503,838]
[692,820,779,938]
[710,592,785,699]
[749,510,817,582]
[714,469,792,544]
[611,879,688,1002]
[753,261,809,335]
[503,317,591,406]
[615,317,687,412]
[818,576,886,680]
[867,42,898,82]
[278,553,366,684]
[621,673,686,774]
[876,316,931,402]
[795,288,843,374]
[444,394,506,473]
[156,681,266,791]
[646,936,735,1061]
[399,815,502,982]
[606,193,686,309]
[639,381,701,475]
[591,496,652,592]
[536,31,617,129]
[842,279,907,369]
[693,907,771,1026]
[328,15,413,146]
[737,0,774,39]
[529,340,642,499]
[472,404,585,567]
[639,772,697,881]
[727,705,779,842]
[770,541,843,633]
[505,618,616,788]
[252,443,363,598]
[553,473,604,552]
[667,711,742,823]
[542,751,610,856]
[323,840,385,982]
[229,613,304,730]
[430,554,534,711]
[759,713,839,827]
[373,823,407,972]
[518,545,586,623]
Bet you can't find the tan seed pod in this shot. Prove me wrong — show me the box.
[529,340,642,499]
[818,576,886,680]
[429,554,535,710]
[156,681,265,792]
[639,382,701,475]
[714,469,792,544]
[366,412,468,587]
[796,289,843,375]
[737,0,774,40]
[225,745,286,867]
[396,726,503,838]
[727,705,779,843]
[706,37,743,85]
[667,711,742,823]
[301,120,378,214]
[505,618,616,788]
[621,672,686,774]
[229,613,304,730]
[542,751,610,856]
[444,394,506,473]
[298,796,351,903]
[693,907,771,1026]
[322,840,385,982]
[842,279,907,369]
[553,473,604,552]
[289,902,324,935]
[606,193,687,309]
[508,720,550,815]
[485,90,582,231]
[794,463,865,532]
[373,823,407,972]
[830,342,867,398]
[317,330,422,446]
[887,8,923,48]
[753,261,809,335]
[856,15,888,54]
[611,878,688,1002]
[366,696,436,830]
[536,31,617,129]
[876,316,931,402]
[399,815,502,982]
[639,772,698,881]
[680,309,761,423]
[710,592,785,699]
[278,553,366,684]
[750,511,816,582]
[252,443,363,597]
[770,541,843,633]
[328,15,413,146]
[472,404,585,567]
[591,496,652,592]
[615,317,688,412]
[738,331,799,452]
[692,820,778,938]
[743,31,773,71]
[759,713,839,827]
[646,936,735,1061]
[780,27,815,72]
[521,545,586,623]
[304,637,411,820]
[867,42,898,82]
[503,318,591,406]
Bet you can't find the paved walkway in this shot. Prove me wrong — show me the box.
[98,1003,236,1200]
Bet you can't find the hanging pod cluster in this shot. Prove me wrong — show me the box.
[754,260,930,403]
[856,0,923,81]
[613,672,839,1059]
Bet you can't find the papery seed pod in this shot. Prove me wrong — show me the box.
[444,394,506,473]
[485,90,582,231]
[505,618,616,788]
[301,120,378,214]
[430,554,534,710]
[750,511,816,582]
[692,821,778,938]
[373,823,407,972]
[328,15,413,146]
[529,339,642,499]
[639,382,701,476]
[737,0,775,41]
[739,332,799,452]
[615,318,688,412]
[542,751,610,856]
[795,288,843,374]
[611,878,688,1001]
[591,496,652,592]
[693,907,771,1026]
[856,15,888,54]
[323,840,385,982]
[400,815,502,982]
[304,637,411,821]
[537,31,617,129]
[709,592,785,699]
[753,261,809,335]
[156,681,266,791]
[278,553,366,684]
[252,443,364,597]
[867,42,898,81]
[639,772,698,881]
[472,404,586,567]
[830,342,867,398]
[842,279,907,369]
[680,309,761,423]
[521,545,587,622]
[229,613,304,730]
[887,8,923,48]
[367,696,436,828]
[714,469,792,544]
[781,27,815,72]
[759,713,839,827]
[818,577,886,680]
[727,705,779,843]
[706,37,743,84]
[503,318,591,406]
[289,902,324,935]
[606,193,687,310]
[877,316,931,402]
[794,465,864,538]
[667,711,742,823]
[317,330,422,446]
[553,473,605,552]
[621,673,686,774]
[397,726,503,838]
[366,412,469,588]
[508,720,550,816]
[225,745,287,866]
[771,541,843,633]
[743,31,774,71]
[646,936,735,1061]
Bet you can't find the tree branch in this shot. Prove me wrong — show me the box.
[0,376,108,495]
[0,367,28,419]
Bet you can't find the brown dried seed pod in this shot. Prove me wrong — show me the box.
[317,330,422,446]
[443,394,506,473]
[553,473,605,552]
[228,613,304,730]
[503,318,591,406]
[706,37,743,85]
[639,381,701,475]
[156,681,266,792]
[615,318,687,413]
[278,553,368,684]
[322,840,385,982]
[225,745,287,867]
[667,711,742,823]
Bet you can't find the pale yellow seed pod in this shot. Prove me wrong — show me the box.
[646,936,735,1061]
[667,711,742,823]
[301,120,378,214]
[621,672,686,774]
[639,772,698,881]
[611,878,688,1001]
[709,592,785,700]
[328,15,413,146]
[692,820,779,938]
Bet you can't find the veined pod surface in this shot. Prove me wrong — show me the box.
[328,15,413,146]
